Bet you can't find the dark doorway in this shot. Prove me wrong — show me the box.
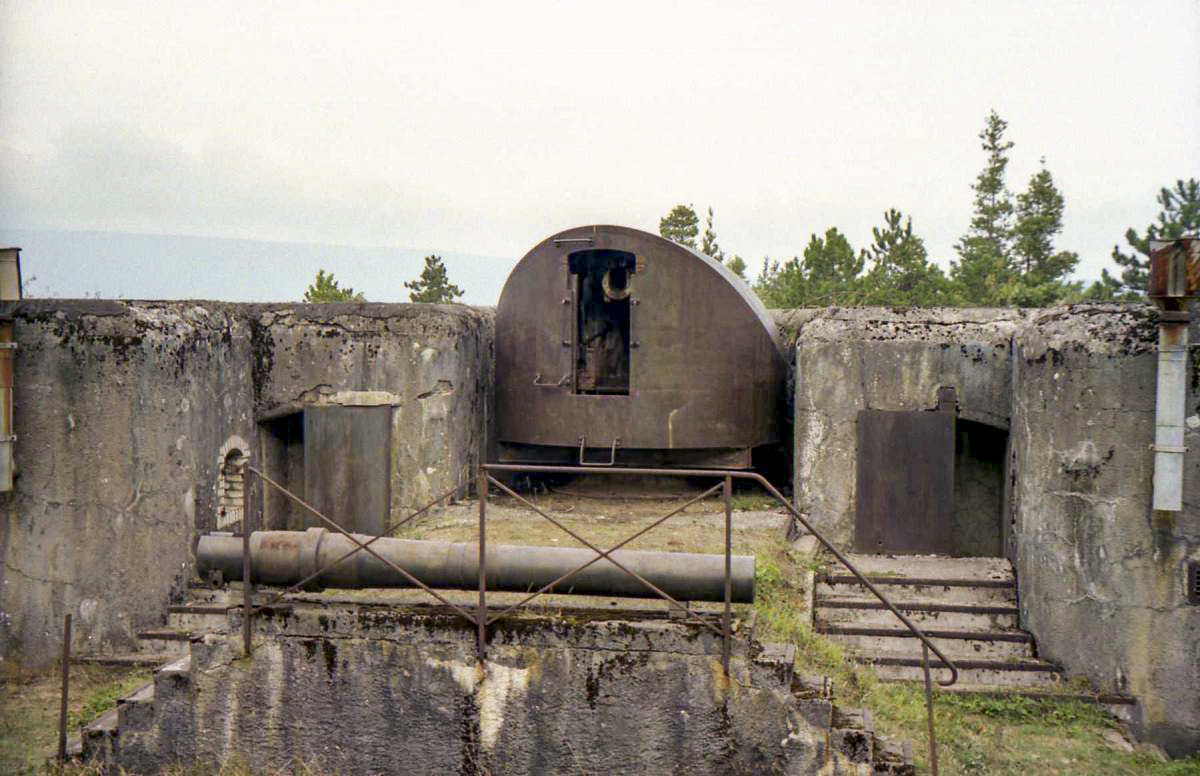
[570,250,635,395]
[953,419,1006,557]
[260,411,306,530]
[258,405,393,535]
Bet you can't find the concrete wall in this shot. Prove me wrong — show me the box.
[1012,304,1200,755]
[787,307,1027,546]
[109,604,848,775]
[785,303,1200,754]
[0,301,492,665]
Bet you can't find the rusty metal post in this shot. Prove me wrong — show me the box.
[921,642,940,776]
[722,475,732,677]
[242,456,253,657]
[58,613,71,763]
[477,469,487,660]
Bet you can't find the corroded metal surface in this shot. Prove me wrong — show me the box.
[495,225,787,467]
[198,528,756,603]
[855,409,956,555]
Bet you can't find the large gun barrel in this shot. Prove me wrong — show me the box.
[197,528,755,603]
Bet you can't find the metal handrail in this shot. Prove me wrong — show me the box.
[483,463,960,688]
[231,459,948,771]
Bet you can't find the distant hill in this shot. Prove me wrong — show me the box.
[0,228,515,306]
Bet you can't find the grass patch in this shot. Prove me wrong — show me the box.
[759,541,1200,775]
[750,554,1200,775]
[1,663,150,775]
[861,682,1200,775]
[729,493,780,512]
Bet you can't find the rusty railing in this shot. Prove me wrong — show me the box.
[233,461,954,772]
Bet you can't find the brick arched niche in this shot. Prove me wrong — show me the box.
[216,436,250,532]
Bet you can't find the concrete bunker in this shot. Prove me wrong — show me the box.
[495,225,788,469]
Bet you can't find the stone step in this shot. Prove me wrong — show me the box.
[186,584,238,604]
[818,625,1034,660]
[857,655,1062,687]
[74,652,179,668]
[81,707,119,763]
[135,628,199,657]
[840,554,1014,582]
[935,682,1138,706]
[814,598,1019,630]
[872,738,914,775]
[817,575,1016,605]
[116,681,157,733]
[166,604,231,632]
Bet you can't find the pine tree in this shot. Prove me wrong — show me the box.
[404,255,464,304]
[858,209,952,306]
[659,204,700,249]
[1009,162,1079,305]
[303,269,365,303]
[1109,179,1200,295]
[700,207,725,261]
[726,256,749,281]
[755,228,861,307]
[952,111,1017,305]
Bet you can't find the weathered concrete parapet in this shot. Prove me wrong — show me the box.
[105,604,858,775]
[785,306,1028,545]
[248,303,492,514]
[1011,302,1200,755]
[0,300,493,665]
[0,300,257,664]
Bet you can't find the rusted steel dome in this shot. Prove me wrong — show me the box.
[494,225,787,469]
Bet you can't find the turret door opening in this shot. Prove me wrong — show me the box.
[570,250,635,395]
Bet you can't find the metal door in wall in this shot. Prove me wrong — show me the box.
[303,405,392,537]
[854,409,956,554]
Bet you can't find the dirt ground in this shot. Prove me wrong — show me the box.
[393,485,797,557]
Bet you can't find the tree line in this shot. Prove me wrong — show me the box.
[662,112,1198,308]
[303,111,1195,307]
[303,255,464,304]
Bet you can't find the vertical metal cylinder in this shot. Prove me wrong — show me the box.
[477,471,488,660]
[1154,317,1188,511]
[0,246,21,493]
[242,457,253,656]
[922,643,939,775]
[722,475,732,676]
[58,613,71,763]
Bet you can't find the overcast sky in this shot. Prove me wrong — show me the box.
[1,1,1198,303]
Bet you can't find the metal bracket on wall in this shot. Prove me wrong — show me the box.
[0,342,17,350]
[533,373,569,387]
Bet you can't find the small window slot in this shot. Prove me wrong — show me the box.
[568,250,635,395]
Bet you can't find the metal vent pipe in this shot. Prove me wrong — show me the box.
[1148,239,1200,512]
[0,247,21,492]
[198,527,756,603]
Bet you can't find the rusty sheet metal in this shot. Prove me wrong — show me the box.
[855,410,956,555]
[494,225,787,466]
[1148,238,1200,298]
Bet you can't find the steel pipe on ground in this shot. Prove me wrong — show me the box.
[198,528,755,603]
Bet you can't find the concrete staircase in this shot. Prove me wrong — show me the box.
[133,584,234,657]
[814,554,1064,689]
[73,584,234,668]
